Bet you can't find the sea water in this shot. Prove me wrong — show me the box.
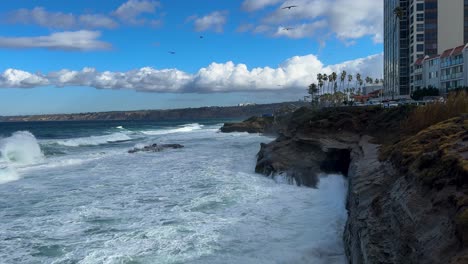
[0,120,348,264]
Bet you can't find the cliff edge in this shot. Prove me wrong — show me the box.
[246,105,468,263]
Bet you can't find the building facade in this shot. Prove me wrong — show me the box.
[384,0,468,97]
[384,0,410,98]
[414,43,468,94]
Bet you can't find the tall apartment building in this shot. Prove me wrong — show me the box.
[384,0,468,97]
[384,0,409,98]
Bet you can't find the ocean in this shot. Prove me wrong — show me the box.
[0,120,347,264]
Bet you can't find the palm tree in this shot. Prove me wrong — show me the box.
[316,73,323,95]
[347,74,353,100]
[323,74,329,94]
[331,72,338,95]
[355,73,361,91]
[340,71,347,92]
[308,83,319,104]
[392,6,404,99]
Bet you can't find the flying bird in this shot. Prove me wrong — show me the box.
[200,36,204,39]
[282,5,298,10]
[282,27,294,31]
[168,51,176,54]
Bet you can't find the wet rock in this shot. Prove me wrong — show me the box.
[128,143,184,154]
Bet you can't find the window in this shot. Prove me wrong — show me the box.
[416,34,424,41]
[417,44,424,52]
[417,24,424,32]
[417,3,424,11]
[417,13,424,21]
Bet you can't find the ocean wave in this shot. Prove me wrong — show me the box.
[0,131,44,165]
[0,131,44,184]
[54,133,133,147]
[141,123,204,136]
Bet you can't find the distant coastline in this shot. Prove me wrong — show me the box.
[0,101,307,122]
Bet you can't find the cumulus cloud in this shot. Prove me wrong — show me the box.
[188,11,228,33]
[0,69,49,88]
[241,0,383,42]
[0,53,382,92]
[113,0,160,25]
[48,67,191,92]
[0,31,111,51]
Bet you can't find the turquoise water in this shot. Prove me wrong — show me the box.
[0,120,347,263]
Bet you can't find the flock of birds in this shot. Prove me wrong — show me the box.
[167,5,298,55]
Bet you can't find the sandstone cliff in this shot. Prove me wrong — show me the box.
[246,106,468,263]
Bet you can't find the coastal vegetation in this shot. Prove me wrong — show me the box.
[308,71,383,105]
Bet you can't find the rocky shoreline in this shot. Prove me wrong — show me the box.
[221,106,468,263]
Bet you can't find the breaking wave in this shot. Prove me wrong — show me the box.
[54,133,132,147]
[0,131,44,184]
[141,123,204,136]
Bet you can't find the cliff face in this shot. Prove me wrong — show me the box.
[249,107,468,263]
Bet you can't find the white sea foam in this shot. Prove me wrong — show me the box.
[0,166,20,184]
[0,131,44,164]
[55,132,132,147]
[141,123,204,135]
[0,131,44,184]
[116,126,124,129]
[0,125,348,263]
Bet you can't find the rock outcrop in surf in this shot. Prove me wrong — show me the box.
[128,143,184,154]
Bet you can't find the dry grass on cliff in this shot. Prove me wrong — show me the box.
[402,91,468,135]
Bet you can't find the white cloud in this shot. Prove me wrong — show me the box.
[114,0,160,25]
[241,0,283,11]
[0,69,49,88]
[6,7,76,29]
[241,0,383,42]
[0,53,382,92]
[189,11,228,33]
[79,14,118,29]
[48,67,192,92]
[0,31,111,51]
[4,1,163,29]
[5,7,118,30]
[274,21,327,39]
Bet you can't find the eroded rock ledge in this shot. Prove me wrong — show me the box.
[220,116,276,134]
[248,107,468,263]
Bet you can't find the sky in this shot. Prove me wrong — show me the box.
[0,0,384,115]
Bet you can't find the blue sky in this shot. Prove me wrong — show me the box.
[0,0,383,115]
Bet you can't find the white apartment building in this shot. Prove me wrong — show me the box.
[413,43,468,94]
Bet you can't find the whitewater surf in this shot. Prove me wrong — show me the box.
[0,120,347,264]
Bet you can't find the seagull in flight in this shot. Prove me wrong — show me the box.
[200,36,204,39]
[168,51,176,54]
[282,5,298,10]
[282,27,294,31]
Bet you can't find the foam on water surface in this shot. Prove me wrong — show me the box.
[0,122,348,264]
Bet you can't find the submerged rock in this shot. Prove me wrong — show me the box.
[128,143,184,154]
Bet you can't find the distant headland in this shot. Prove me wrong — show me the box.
[0,101,308,122]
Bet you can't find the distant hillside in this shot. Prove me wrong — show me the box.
[0,101,308,122]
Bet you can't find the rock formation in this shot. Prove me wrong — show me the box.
[220,116,276,134]
[252,106,468,263]
[128,143,184,154]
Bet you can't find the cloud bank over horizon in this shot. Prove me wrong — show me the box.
[0,53,382,93]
